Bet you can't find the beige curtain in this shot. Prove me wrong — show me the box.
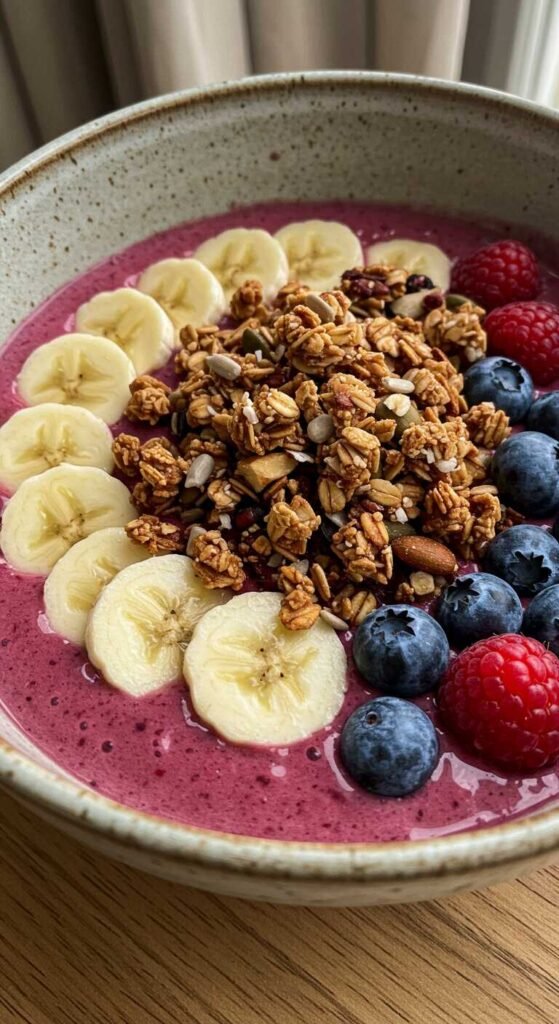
[0,0,548,173]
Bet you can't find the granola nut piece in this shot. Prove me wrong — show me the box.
[391,535,458,576]
[112,433,141,476]
[318,477,347,514]
[367,478,403,508]
[237,452,297,493]
[320,373,377,430]
[125,515,183,554]
[424,301,487,364]
[126,375,171,425]
[266,495,321,559]
[294,378,323,422]
[230,279,266,321]
[191,529,246,591]
[341,265,407,310]
[139,440,186,497]
[206,479,242,512]
[278,565,315,595]
[463,401,511,448]
[330,585,378,626]
[280,586,320,631]
[333,511,393,585]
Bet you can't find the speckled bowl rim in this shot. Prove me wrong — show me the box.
[2,71,559,884]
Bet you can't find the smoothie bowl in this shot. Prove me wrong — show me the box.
[2,73,559,905]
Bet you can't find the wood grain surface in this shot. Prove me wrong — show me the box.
[0,788,557,1024]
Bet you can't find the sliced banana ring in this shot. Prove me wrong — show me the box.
[0,404,114,493]
[366,239,451,291]
[85,555,232,697]
[0,464,134,575]
[275,220,362,292]
[17,333,136,424]
[194,228,288,301]
[75,287,175,373]
[137,257,226,332]
[44,526,151,645]
[184,591,347,746]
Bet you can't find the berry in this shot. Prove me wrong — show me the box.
[490,431,559,516]
[523,585,559,657]
[353,605,449,697]
[451,240,539,311]
[234,506,264,530]
[485,301,559,385]
[484,525,559,597]
[463,356,533,423]
[436,572,522,649]
[340,697,438,796]
[438,634,559,771]
[526,392,559,440]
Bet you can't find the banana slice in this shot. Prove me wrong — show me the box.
[44,526,151,644]
[275,220,362,292]
[137,258,226,332]
[184,591,347,746]
[366,239,451,290]
[17,333,135,424]
[194,229,288,301]
[75,287,175,373]
[0,464,134,575]
[0,404,114,493]
[86,554,231,697]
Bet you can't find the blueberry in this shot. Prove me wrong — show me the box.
[340,697,438,797]
[526,393,559,441]
[463,356,534,423]
[523,584,559,656]
[490,431,559,516]
[484,524,559,596]
[436,572,523,649]
[353,605,449,697]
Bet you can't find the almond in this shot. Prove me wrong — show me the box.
[391,535,458,576]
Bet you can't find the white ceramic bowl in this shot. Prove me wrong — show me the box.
[2,72,559,905]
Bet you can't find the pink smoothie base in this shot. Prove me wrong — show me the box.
[2,200,559,844]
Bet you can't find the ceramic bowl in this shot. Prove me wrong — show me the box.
[1,72,559,906]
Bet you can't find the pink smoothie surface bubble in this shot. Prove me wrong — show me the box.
[1,200,559,843]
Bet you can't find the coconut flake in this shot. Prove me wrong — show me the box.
[291,558,310,576]
[291,451,314,463]
[394,507,408,524]
[436,457,458,473]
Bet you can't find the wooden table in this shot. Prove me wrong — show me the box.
[0,787,557,1024]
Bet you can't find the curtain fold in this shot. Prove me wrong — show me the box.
[0,0,550,172]
[248,0,368,72]
[122,0,250,95]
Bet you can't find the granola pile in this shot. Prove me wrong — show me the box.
[113,268,514,631]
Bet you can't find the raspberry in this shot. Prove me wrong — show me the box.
[438,634,559,771]
[451,240,540,310]
[485,301,559,384]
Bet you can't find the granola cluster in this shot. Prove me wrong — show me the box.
[115,268,513,630]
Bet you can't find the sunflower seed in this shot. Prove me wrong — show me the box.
[184,453,215,488]
[206,354,242,380]
[302,292,334,323]
[320,609,349,631]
